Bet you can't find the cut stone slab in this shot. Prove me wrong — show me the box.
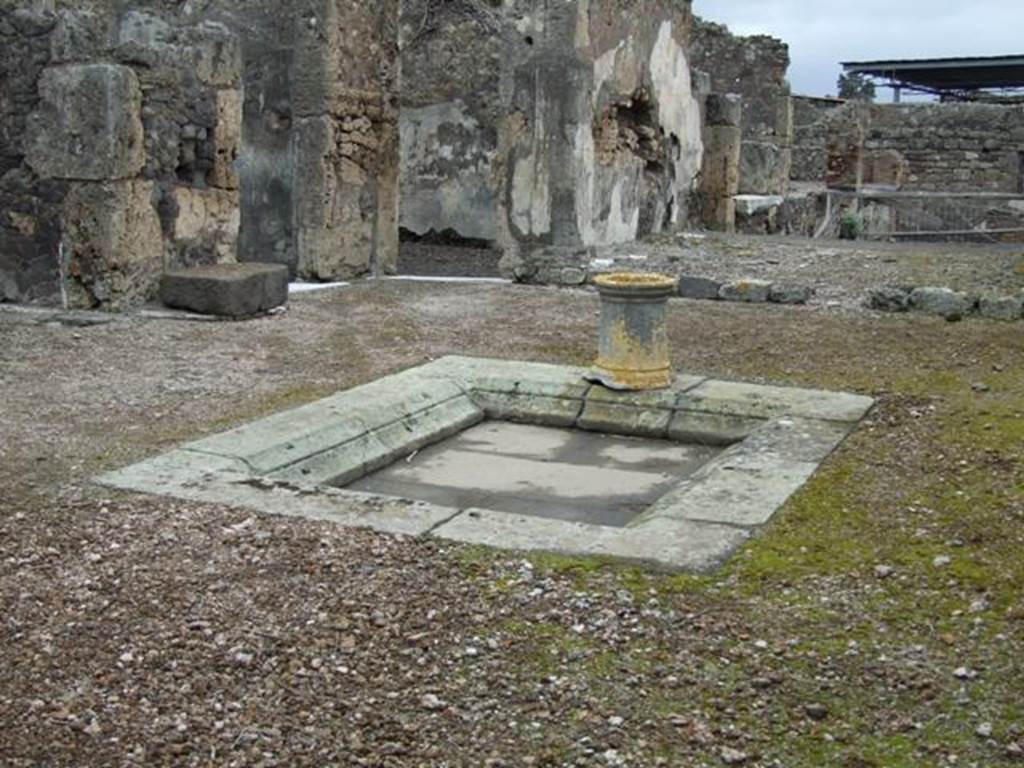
[680,380,874,423]
[578,379,704,438]
[161,263,289,317]
[668,411,764,446]
[433,509,750,572]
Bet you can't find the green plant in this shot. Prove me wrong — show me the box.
[839,213,862,240]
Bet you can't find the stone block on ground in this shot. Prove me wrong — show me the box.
[719,279,772,303]
[978,295,1023,322]
[910,287,975,321]
[679,275,723,301]
[161,263,289,317]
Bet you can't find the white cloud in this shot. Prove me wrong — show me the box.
[694,0,1024,98]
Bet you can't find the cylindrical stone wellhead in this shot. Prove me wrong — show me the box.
[586,272,678,391]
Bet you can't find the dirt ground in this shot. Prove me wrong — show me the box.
[1,275,1023,766]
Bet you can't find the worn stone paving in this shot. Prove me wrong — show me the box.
[349,422,721,528]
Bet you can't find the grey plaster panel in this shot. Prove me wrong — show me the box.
[681,379,874,423]
[433,509,750,572]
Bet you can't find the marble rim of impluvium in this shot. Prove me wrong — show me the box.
[95,356,875,571]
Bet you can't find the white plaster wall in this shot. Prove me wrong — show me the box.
[649,20,703,226]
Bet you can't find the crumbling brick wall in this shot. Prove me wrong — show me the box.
[791,95,845,183]
[0,0,398,310]
[689,18,792,196]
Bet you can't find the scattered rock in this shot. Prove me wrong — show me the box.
[978,295,1024,322]
[769,284,814,305]
[953,667,978,680]
[805,703,829,721]
[875,564,895,579]
[679,275,723,301]
[910,287,975,321]
[719,279,772,303]
[560,267,587,286]
[420,693,445,711]
[977,722,994,738]
[933,555,952,568]
[720,746,749,765]
[867,286,911,313]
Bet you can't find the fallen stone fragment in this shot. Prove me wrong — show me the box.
[868,286,909,313]
[679,275,723,300]
[719,279,772,303]
[978,295,1023,322]
[769,284,814,305]
[910,287,975,321]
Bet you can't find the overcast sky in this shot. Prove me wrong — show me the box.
[694,1,1024,99]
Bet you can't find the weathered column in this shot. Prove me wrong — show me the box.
[700,93,742,232]
[587,273,678,391]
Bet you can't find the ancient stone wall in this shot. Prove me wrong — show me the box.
[689,19,792,196]
[824,102,1024,193]
[398,0,530,244]
[498,0,703,279]
[0,0,398,309]
[791,96,844,183]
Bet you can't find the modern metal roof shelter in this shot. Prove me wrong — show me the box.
[842,55,1024,101]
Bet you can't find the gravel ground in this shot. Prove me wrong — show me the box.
[1,280,1023,766]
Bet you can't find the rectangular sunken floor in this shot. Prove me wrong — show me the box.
[346,422,722,528]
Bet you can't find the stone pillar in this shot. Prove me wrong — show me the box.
[825,103,869,191]
[291,0,399,281]
[700,94,742,232]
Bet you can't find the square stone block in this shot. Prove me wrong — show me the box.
[26,64,145,181]
[161,263,289,317]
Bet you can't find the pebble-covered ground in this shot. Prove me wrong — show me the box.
[1,276,1022,766]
